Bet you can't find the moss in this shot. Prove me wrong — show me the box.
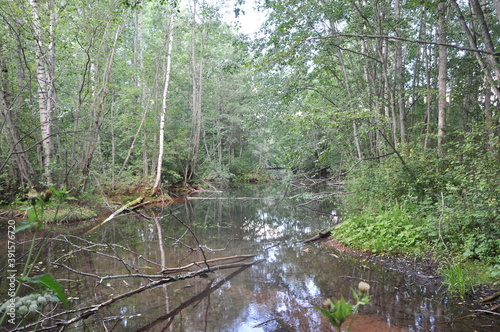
[40,205,97,223]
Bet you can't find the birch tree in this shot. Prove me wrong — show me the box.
[152,5,176,195]
[79,8,126,184]
[29,0,56,185]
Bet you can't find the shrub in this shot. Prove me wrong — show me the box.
[333,203,428,254]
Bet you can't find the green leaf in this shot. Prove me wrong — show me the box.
[309,306,340,327]
[19,274,69,308]
[48,185,61,197]
[13,219,36,234]
[28,208,38,222]
[334,296,353,323]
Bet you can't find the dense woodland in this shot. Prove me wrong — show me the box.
[1,0,499,278]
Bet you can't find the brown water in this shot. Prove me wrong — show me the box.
[1,184,498,331]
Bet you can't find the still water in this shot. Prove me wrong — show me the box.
[3,184,499,331]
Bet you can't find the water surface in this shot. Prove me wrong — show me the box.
[2,184,498,331]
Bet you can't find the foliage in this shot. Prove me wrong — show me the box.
[0,187,71,325]
[439,263,474,299]
[17,275,69,308]
[310,282,372,332]
[0,292,59,317]
[333,203,428,254]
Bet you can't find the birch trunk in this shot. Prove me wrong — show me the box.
[449,0,500,100]
[30,0,55,185]
[152,8,176,195]
[437,1,447,156]
[395,0,407,146]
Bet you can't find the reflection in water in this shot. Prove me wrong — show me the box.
[1,184,498,331]
[136,266,252,331]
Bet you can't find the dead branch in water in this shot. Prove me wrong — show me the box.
[12,259,264,332]
[302,226,337,243]
[83,196,144,235]
[135,265,251,331]
[161,254,257,274]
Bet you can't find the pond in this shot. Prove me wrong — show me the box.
[2,183,498,331]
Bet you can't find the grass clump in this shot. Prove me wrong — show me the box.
[332,203,428,254]
[439,263,475,298]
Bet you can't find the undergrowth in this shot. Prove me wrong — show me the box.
[333,134,500,290]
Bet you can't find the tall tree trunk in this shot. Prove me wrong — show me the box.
[483,77,497,155]
[450,0,500,100]
[185,0,204,183]
[139,3,149,178]
[30,0,55,185]
[0,43,35,186]
[423,41,433,152]
[395,0,407,146]
[470,0,500,77]
[331,24,363,160]
[118,8,149,179]
[80,13,125,185]
[437,1,447,156]
[152,7,176,195]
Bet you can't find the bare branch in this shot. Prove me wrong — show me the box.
[168,210,209,267]
[13,259,264,331]
[313,33,497,56]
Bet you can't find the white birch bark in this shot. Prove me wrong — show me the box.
[30,0,54,184]
[152,8,176,195]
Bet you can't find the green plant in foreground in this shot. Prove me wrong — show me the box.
[440,263,474,299]
[311,282,372,332]
[0,186,70,326]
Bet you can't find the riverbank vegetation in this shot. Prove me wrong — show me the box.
[1,0,498,298]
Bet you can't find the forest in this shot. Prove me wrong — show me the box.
[1,0,499,323]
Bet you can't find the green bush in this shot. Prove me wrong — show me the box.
[333,203,428,254]
[338,132,499,263]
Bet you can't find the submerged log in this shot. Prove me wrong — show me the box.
[84,196,144,235]
[302,226,337,243]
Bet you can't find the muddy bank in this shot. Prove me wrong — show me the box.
[323,238,500,322]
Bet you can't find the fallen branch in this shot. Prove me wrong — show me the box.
[480,291,500,303]
[135,265,250,331]
[13,259,264,331]
[84,196,144,235]
[470,308,500,316]
[161,254,256,274]
[302,226,337,243]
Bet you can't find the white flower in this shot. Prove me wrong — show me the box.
[358,281,370,293]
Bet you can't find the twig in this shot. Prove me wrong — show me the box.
[161,254,256,274]
[168,210,209,268]
[134,265,252,332]
[480,291,500,303]
[50,235,162,269]
[14,259,264,331]
[470,309,500,316]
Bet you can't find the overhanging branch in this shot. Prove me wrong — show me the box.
[311,33,497,56]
